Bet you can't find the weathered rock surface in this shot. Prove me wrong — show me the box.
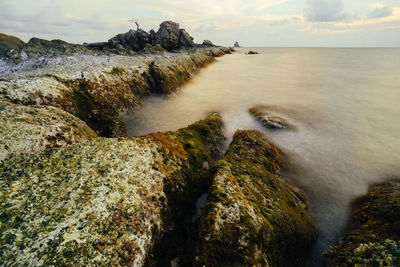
[0,114,225,266]
[324,180,400,266]
[107,29,152,51]
[153,21,181,50]
[194,130,318,266]
[249,106,296,130]
[0,33,25,57]
[0,47,231,137]
[0,101,97,162]
[178,29,195,48]
[202,40,214,46]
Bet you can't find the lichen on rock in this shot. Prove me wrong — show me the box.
[0,100,97,161]
[323,180,400,266]
[0,113,225,266]
[194,130,318,266]
[0,47,230,137]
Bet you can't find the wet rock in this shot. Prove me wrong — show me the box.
[202,40,214,46]
[324,180,400,266]
[194,130,318,266]
[0,101,97,161]
[0,114,225,266]
[178,29,195,47]
[249,106,296,130]
[154,21,181,50]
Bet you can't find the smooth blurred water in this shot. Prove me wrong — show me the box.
[123,47,400,265]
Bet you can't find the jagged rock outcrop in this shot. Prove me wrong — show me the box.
[107,21,195,52]
[202,40,214,46]
[249,106,297,130]
[153,21,181,50]
[324,180,400,266]
[0,101,97,161]
[0,114,225,266]
[194,130,318,266]
[0,33,25,57]
[107,29,152,51]
[178,29,195,48]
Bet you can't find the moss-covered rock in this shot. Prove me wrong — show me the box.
[323,180,400,266]
[194,130,318,266]
[0,101,97,161]
[1,47,229,137]
[249,106,296,130]
[0,113,224,266]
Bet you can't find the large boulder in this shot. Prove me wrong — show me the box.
[178,29,195,47]
[154,21,181,50]
[0,101,97,161]
[0,114,225,266]
[194,130,318,266]
[324,180,400,266]
[107,29,152,51]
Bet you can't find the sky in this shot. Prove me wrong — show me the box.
[1,0,400,47]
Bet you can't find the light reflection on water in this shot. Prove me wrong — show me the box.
[123,47,400,265]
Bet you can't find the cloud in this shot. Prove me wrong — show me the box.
[368,6,393,19]
[304,0,353,22]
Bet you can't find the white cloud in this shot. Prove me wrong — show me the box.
[304,0,353,22]
[367,5,393,19]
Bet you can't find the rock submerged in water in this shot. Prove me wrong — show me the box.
[194,130,318,266]
[0,114,225,266]
[249,106,296,130]
[323,180,400,266]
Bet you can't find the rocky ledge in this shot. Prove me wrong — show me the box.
[324,180,400,266]
[194,130,318,266]
[0,114,225,266]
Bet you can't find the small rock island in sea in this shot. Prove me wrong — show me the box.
[0,20,399,266]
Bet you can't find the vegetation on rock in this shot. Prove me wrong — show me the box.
[194,130,318,266]
[0,114,225,266]
[324,180,400,266]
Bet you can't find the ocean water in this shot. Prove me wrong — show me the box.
[123,47,400,265]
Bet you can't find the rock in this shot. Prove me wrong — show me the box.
[107,29,152,51]
[0,101,97,161]
[323,180,400,266]
[246,51,258,54]
[202,40,214,46]
[178,29,194,47]
[249,106,296,130]
[0,33,25,48]
[1,47,229,137]
[194,130,318,266]
[154,21,181,50]
[0,33,25,57]
[83,42,109,49]
[0,114,225,266]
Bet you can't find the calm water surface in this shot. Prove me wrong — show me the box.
[124,47,400,265]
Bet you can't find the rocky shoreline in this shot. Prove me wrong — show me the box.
[1,21,399,266]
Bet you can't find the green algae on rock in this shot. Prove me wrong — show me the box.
[0,47,230,137]
[0,101,97,162]
[249,106,297,130]
[0,114,225,266]
[323,180,400,266]
[194,130,318,266]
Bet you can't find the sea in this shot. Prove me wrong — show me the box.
[123,47,400,265]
